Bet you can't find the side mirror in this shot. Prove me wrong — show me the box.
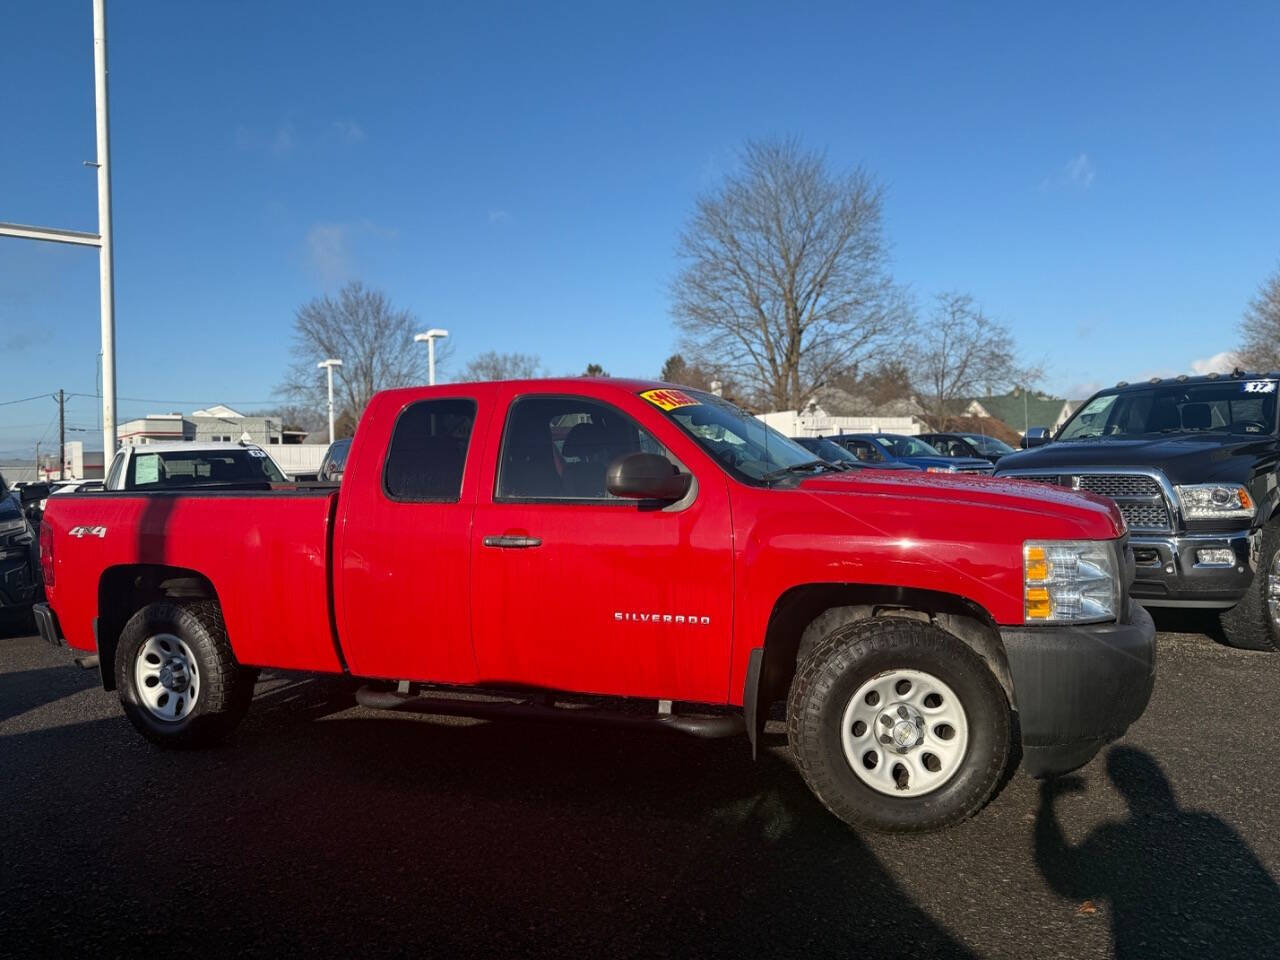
[1022,427,1051,448]
[20,483,50,504]
[606,453,691,502]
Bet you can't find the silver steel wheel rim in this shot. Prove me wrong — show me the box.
[1268,550,1280,631]
[134,633,199,723]
[841,668,969,798]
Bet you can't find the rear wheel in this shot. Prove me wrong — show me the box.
[787,616,1010,832]
[115,601,257,747]
[1219,520,1280,652]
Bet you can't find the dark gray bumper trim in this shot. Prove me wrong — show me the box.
[1001,602,1156,774]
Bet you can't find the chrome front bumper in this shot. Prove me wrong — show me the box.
[1128,528,1256,608]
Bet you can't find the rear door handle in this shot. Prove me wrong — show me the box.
[482,535,542,549]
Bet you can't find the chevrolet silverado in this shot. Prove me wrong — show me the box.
[37,379,1155,832]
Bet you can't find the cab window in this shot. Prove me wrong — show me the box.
[382,399,476,502]
[496,395,672,502]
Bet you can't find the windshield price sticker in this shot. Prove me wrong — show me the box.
[1242,381,1276,394]
[641,388,699,411]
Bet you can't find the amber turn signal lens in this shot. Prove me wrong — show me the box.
[1025,587,1052,619]
[1025,546,1048,583]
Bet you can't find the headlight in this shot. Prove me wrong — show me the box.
[1175,483,1254,520]
[0,518,26,536]
[1024,540,1119,624]
[926,466,954,473]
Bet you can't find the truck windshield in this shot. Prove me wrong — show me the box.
[874,435,941,457]
[794,437,860,464]
[641,388,828,484]
[965,434,1015,456]
[1058,380,1279,440]
[126,448,286,489]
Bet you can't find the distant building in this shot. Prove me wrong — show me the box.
[963,388,1078,437]
[755,386,931,437]
[117,404,285,447]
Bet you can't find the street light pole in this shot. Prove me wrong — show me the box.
[414,329,449,385]
[317,359,343,444]
[93,0,117,460]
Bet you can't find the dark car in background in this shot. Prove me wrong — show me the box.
[995,372,1280,651]
[318,437,352,483]
[0,471,40,627]
[790,436,916,470]
[830,434,995,474]
[919,432,1016,465]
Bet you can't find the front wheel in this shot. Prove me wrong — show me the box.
[115,601,257,747]
[787,616,1011,833]
[1219,521,1280,652]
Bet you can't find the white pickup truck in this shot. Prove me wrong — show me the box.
[102,442,289,491]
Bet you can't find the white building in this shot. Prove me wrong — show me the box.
[756,407,926,438]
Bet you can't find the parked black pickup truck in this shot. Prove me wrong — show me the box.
[996,372,1280,651]
[0,472,41,625]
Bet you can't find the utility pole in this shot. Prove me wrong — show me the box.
[58,389,66,481]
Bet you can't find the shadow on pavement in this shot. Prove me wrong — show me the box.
[0,663,97,725]
[0,675,976,959]
[1148,608,1228,643]
[1036,746,1280,959]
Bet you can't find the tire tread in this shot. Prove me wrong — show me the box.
[787,616,1010,833]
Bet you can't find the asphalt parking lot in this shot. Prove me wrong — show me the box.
[1,613,1277,960]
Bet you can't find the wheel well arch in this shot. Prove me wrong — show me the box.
[95,564,220,690]
[746,583,1015,753]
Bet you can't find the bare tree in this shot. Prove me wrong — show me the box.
[827,358,914,409]
[457,351,544,381]
[671,137,909,411]
[246,403,325,434]
[1237,265,1280,370]
[279,282,441,424]
[658,353,745,401]
[910,292,1036,431]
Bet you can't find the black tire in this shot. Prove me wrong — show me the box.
[787,616,1011,833]
[115,600,257,747]
[1219,520,1280,652]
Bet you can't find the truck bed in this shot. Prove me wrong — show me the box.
[43,489,342,673]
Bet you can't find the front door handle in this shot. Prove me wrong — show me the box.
[482,535,543,549]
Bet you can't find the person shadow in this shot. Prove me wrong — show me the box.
[1036,746,1280,959]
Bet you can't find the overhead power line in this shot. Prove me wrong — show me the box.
[0,393,55,408]
[66,392,281,406]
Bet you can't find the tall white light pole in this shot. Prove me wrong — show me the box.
[318,359,343,444]
[414,329,449,385]
[0,0,118,457]
[93,0,117,458]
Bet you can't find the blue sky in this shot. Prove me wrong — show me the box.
[3,1,1279,454]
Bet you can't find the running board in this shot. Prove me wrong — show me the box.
[354,685,745,739]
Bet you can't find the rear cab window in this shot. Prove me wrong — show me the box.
[382,399,477,501]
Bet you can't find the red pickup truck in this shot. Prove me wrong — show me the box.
[36,378,1155,832]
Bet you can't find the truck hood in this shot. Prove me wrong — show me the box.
[995,434,1276,485]
[796,468,1124,540]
